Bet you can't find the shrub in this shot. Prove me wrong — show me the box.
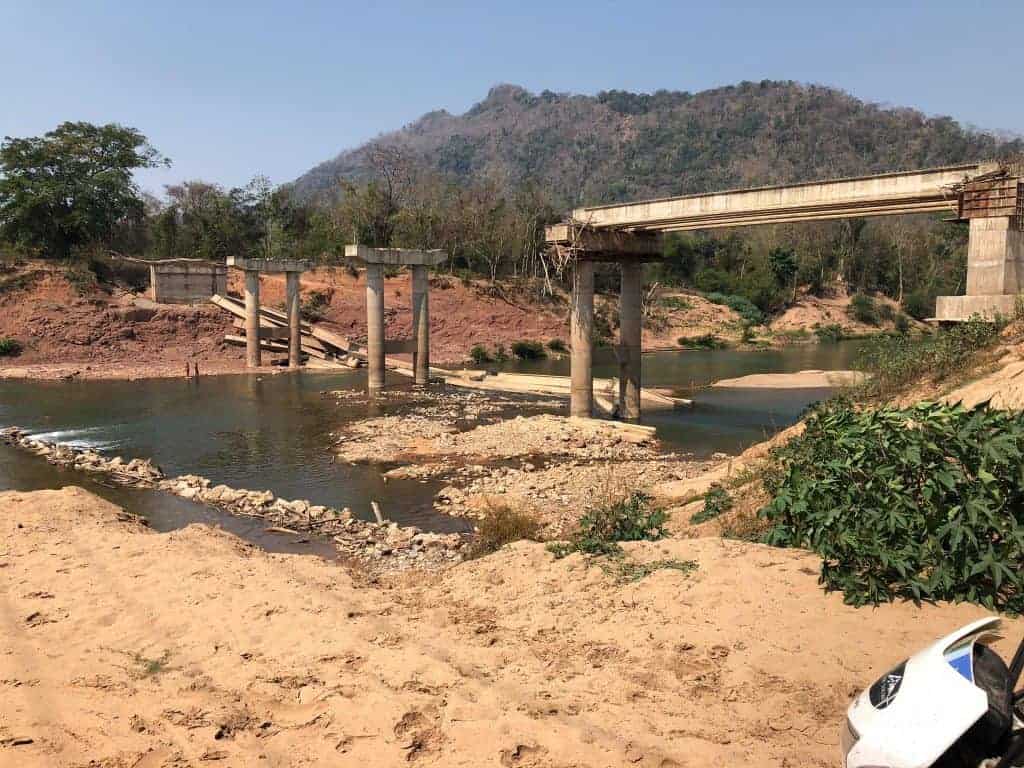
[511,340,546,360]
[549,492,668,558]
[814,324,846,343]
[300,289,332,321]
[849,293,879,325]
[678,333,725,350]
[494,344,509,363]
[546,338,567,353]
[877,302,896,323]
[470,503,542,557]
[894,313,911,335]
[761,399,1024,611]
[703,292,764,325]
[902,289,933,321]
[694,268,734,294]
[690,484,733,524]
[855,317,1002,398]
[0,337,22,356]
[64,262,98,295]
[469,344,493,365]
[660,295,693,312]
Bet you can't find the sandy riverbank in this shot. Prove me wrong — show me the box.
[2,486,1015,767]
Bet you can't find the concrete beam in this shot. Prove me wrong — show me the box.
[566,164,985,233]
[544,224,663,259]
[345,244,447,267]
[227,256,309,273]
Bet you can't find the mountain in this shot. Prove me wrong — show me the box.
[291,81,1022,207]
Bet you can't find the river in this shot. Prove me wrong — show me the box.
[0,341,864,545]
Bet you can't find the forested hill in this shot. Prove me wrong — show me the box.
[292,81,1022,207]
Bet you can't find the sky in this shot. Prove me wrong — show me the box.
[2,1,1022,195]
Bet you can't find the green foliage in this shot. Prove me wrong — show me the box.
[894,313,911,334]
[0,337,22,356]
[761,399,1024,611]
[659,295,693,311]
[0,122,167,258]
[600,557,698,583]
[703,292,765,325]
[511,339,546,360]
[855,317,1002,398]
[815,324,846,343]
[769,247,798,288]
[64,262,99,295]
[548,492,668,558]
[546,338,567,353]
[691,484,733,524]
[493,344,509,363]
[469,344,493,365]
[849,293,879,325]
[902,289,934,321]
[678,333,725,350]
[300,289,332,321]
[469,503,542,558]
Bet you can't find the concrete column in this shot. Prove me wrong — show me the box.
[570,259,595,418]
[244,270,261,368]
[286,271,301,369]
[366,263,386,390]
[411,265,430,386]
[966,217,1024,296]
[618,261,642,420]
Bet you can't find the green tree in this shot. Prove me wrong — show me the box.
[0,122,168,257]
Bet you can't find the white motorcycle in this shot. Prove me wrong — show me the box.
[844,617,1024,768]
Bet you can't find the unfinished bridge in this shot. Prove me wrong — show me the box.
[546,162,1024,420]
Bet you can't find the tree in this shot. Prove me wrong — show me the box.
[0,122,168,257]
[769,246,798,301]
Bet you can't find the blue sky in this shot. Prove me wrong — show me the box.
[2,1,1021,195]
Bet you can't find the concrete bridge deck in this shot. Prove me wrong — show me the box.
[570,164,983,232]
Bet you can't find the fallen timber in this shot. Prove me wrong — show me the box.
[0,426,467,572]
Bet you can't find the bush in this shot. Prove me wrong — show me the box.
[814,324,846,343]
[470,503,542,557]
[0,337,22,356]
[855,317,1002,398]
[546,338,567,353]
[678,333,725,350]
[549,492,668,558]
[877,302,895,323]
[690,484,733,524]
[300,289,332,321]
[849,293,879,325]
[694,268,734,294]
[902,289,933,321]
[761,399,1024,611]
[469,344,493,365]
[660,295,693,312]
[511,340,546,360]
[494,344,509,363]
[894,314,911,335]
[703,292,764,325]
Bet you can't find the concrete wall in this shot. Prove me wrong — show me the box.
[965,217,1024,296]
[149,260,227,304]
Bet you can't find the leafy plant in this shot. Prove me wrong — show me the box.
[469,344,493,365]
[678,333,725,350]
[702,292,764,325]
[761,399,1024,611]
[546,338,567,353]
[814,323,846,343]
[0,337,22,356]
[660,295,693,311]
[300,288,332,321]
[855,317,1002,398]
[493,344,509,363]
[848,293,879,325]
[511,340,546,360]
[548,491,668,558]
[691,484,733,524]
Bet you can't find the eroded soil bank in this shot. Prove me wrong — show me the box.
[2,486,1015,767]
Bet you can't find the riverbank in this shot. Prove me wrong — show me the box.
[1,485,1012,767]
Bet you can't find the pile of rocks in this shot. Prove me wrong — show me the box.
[1,426,467,572]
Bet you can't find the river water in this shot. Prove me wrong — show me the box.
[0,341,864,545]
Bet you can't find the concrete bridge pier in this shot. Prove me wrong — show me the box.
[618,262,643,420]
[411,265,430,386]
[570,260,595,418]
[243,269,261,368]
[365,262,386,390]
[227,257,310,369]
[346,245,447,392]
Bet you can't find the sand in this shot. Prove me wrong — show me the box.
[710,369,865,389]
[2,486,1017,767]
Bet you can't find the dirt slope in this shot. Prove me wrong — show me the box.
[2,487,1015,767]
